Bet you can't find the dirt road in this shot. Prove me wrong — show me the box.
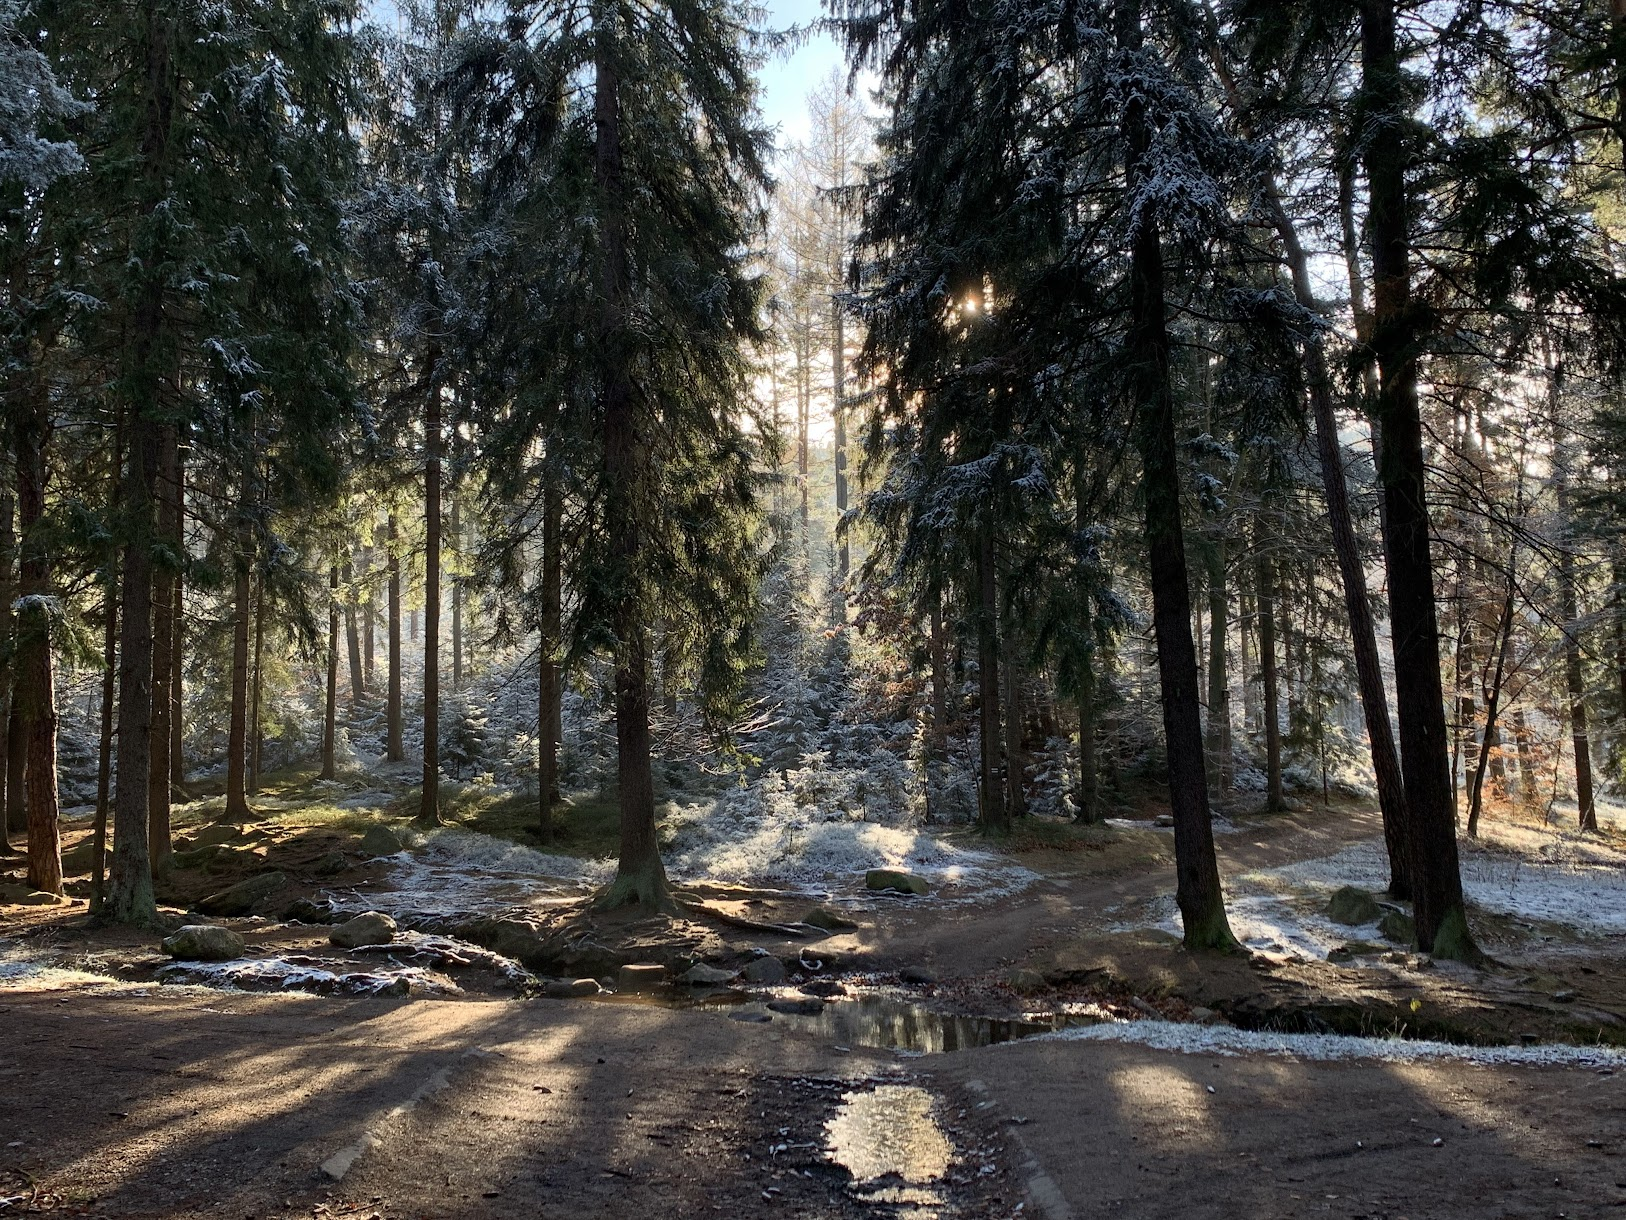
[5,984,1622,1219]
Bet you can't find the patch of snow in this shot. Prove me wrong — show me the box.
[156,957,459,997]
[1045,1017,1626,1069]
[356,827,611,917]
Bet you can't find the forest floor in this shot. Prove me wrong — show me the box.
[3,775,1625,1217]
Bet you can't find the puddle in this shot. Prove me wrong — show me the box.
[825,1084,951,1212]
[592,988,1098,1054]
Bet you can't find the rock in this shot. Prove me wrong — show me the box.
[617,963,667,990]
[1007,968,1046,995]
[1554,990,1577,1003]
[0,881,33,904]
[728,1011,772,1023]
[865,869,929,896]
[196,871,287,917]
[309,851,349,877]
[1326,886,1382,926]
[330,912,398,949]
[544,978,603,998]
[20,890,69,906]
[358,824,406,857]
[679,963,736,986]
[899,965,938,985]
[282,897,340,925]
[161,925,246,962]
[1377,911,1416,945]
[740,956,786,984]
[800,979,847,998]
[170,844,225,870]
[767,998,825,1016]
[802,906,859,932]
[1327,946,1355,964]
[1153,814,1175,828]
[191,824,246,848]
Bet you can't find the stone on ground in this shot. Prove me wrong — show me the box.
[161,925,246,962]
[766,998,824,1016]
[191,824,246,849]
[544,978,603,998]
[196,871,287,917]
[802,906,858,932]
[740,956,786,984]
[900,965,938,985]
[1377,910,1416,945]
[1326,886,1382,926]
[679,963,736,986]
[617,963,667,990]
[865,869,929,896]
[330,912,398,949]
[359,824,406,857]
[1007,968,1046,994]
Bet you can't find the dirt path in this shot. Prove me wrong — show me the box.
[4,983,1622,1219]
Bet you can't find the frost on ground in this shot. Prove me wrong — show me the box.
[1046,1017,1626,1068]
[355,827,612,917]
[1113,818,1626,961]
[156,957,459,997]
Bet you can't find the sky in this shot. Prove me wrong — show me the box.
[755,0,848,152]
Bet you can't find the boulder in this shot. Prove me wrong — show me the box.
[729,1011,772,1024]
[358,824,406,857]
[1007,968,1046,995]
[544,978,602,998]
[800,979,847,998]
[282,897,341,925]
[330,912,398,949]
[309,851,349,877]
[1377,910,1416,946]
[191,824,246,849]
[196,871,287,917]
[1326,886,1382,926]
[740,956,786,984]
[170,844,224,871]
[766,998,824,1016]
[865,869,929,896]
[679,963,736,986]
[616,963,667,990]
[899,965,938,985]
[802,906,859,932]
[161,925,246,962]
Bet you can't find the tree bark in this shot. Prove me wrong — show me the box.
[833,295,849,600]
[170,458,184,788]
[1122,0,1232,949]
[418,362,443,825]
[450,496,463,690]
[975,525,1007,832]
[15,395,61,894]
[343,556,363,703]
[386,515,404,761]
[249,574,265,793]
[147,423,178,875]
[1003,622,1028,818]
[1361,0,1474,958]
[1205,543,1232,793]
[1466,568,1516,838]
[538,478,562,833]
[1255,538,1285,813]
[224,459,253,822]
[0,487,17,852]
[322,565,339,780]
[1556,478,1596,831]
[929,584,949,760]
[361,544,375,690]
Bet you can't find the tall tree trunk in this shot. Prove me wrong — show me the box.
[224,461,253,821]
[833,299,849,600]
[322,565,339,780]
[15,396,61,894]
[1204,543,1232,793]
[1123,0,1233,949]
[593,16,666,904]
[1466,566,1517,838]
[1557,479,1596,831]
[1255,538,1285,813]
[249,576,265,793]
[361,544,375,690]
[386,515,404,761]
[538,478,562,833]
[450,496,463,690]
[0,486,16,853]
[169,456,184,788]
[1003,623,1028,818]
[797,338,810,542]
[92,578,117,912]
[147,424,178,875]
[343,556,363,703]
[929,585,949,760]
[975,526,1007,832]
[1261,180,1411,896]
[418,363,443,825]
[1361,0,1474,958]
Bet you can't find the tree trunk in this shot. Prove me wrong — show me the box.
[0,487,16,853]
[170,457,184,788]
[1205,543,1232,793]
[418,362,443,825]
[929,585,949,760]
[361,544,375,690]
[538,478,562,833]
[224,460,253,821]
[147,424,178,875]
[1120,0,1232,949]
[1361,0,1474,959]
[1466,570,1516,838]
[249,575,265,793]
[1255,540,1285,813]
[15,399,61,894]
[1263,181,1411,897]
[1003,624,1028,818]
[833,298,849,600]
[450,496,463,690]
[1557,480,1596,831]
[344,556,363,703]
[1076,646,1100,824]
[976,526,1007,832]
[592,15,667,905]
[386,515,404,761]
[322,565,339,780]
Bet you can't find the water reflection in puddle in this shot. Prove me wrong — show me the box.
[591,988,1097,1054]
[825,1084,950,1213]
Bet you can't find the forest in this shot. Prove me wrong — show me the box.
[3,0,1626,1217]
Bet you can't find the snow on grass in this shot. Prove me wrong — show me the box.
[358,827,612,917]
[156,957,459,997]
[1045,1017,1626,1069]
